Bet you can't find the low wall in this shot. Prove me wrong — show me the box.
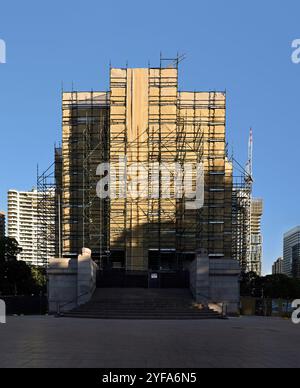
[1,296,47,315]
[48,248,98,314]
[241,297,295,317]
[190,249,241,315]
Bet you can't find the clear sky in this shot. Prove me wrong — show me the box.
[0,0,299,274]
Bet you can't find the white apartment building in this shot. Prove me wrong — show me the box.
[7,189,55,266]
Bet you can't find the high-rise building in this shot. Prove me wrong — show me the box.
[272,257,283,275]
[283,226,300,278]
[0,211,5,238]
[55,63,235,274]
[232,196,263,275]
[232,186,252,273]
[231,127,263,275]
[7,189,55,266]
[248,198,263,275]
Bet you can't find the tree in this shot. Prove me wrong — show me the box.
[5,260,33,295]
[241,272,300,299]
[0,237,46,296]
[0,237,22,262]
[240,271,260,297]
[30,266,47,293]
[263,275,292,299]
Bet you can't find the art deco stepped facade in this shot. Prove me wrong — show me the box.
[57,65,234,272]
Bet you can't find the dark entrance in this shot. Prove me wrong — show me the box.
[148,250,178,271]
[97,269,148,288]
[97,250,192,289]
[148,250,190,288]
[148,271,190,289]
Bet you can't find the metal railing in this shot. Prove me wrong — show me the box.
[56,291,91,316]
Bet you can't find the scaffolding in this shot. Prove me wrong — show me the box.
[36,58,253,276]
[37,162,56,266]
[61,91,109,263]
[107,56,232,271]
[177,90,232,261]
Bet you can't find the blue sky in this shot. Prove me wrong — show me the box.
[0,0,299,274]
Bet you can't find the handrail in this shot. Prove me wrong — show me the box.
[221,302,228,317]
[56,291,91,315]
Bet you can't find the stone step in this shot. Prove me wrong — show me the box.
[77,304,198,309]
[62,313,224,320]
[74,311,220,316]
[74,303,214,309]
[75,306,218,312]
[62,308,222,320]
[64,310,219,316]
[59,288,224,320]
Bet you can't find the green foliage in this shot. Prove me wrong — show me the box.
[30,266,47,292]
[241,272,300,299]
[0,237,47,296]
[0,237,22,262]
[240,272,260,296]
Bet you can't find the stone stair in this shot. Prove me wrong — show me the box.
[61,289,225,320]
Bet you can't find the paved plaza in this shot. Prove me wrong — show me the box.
[0,316,299,368]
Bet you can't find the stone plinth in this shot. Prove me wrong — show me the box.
[48,248,98,314]
[190,250,241,315]
[77,248,97,306]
